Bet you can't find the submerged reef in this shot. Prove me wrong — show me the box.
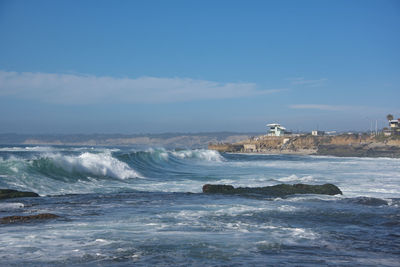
[0,213,59,224]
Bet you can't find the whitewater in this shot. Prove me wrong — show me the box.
[0,145,399,266]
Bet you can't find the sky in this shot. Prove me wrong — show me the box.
[0,0,399,134]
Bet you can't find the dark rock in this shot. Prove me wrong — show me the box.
[208,144,243,152]
[0,213,59,224]
[346,197,388,206]
[317,144,400,158]
[202,183,342,197]
[0,189,39,200]
[202,184,234,194]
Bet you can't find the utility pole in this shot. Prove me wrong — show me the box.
[375,120,378,135]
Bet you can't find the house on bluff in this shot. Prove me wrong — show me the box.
[266,123,291,136]
[383,119,400,136]
[390,119,400,135]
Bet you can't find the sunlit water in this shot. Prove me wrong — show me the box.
[0,145,399,266]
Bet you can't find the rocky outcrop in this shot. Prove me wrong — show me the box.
[317,144,400,158]
[0,189,39,200]
[208,143,244,152]
[345,197,388,206]
[202,184,235,194]
[202,183,342,197]
[0,213,59,224]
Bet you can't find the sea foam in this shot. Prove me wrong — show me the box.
[0,202,24,211]
[171,149,224,162]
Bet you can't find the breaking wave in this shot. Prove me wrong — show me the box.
[276,174,314,183]
[0,151,142,183]
[0,147,227,195]
[117,148,225,165]
[32,152,142,180]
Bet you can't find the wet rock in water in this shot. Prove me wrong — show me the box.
[0,189,39,200]
[202,183,342,196]
[317,144,400,158]
[202,184,234,194]
[347,197,388,206]
[0,213,59,224]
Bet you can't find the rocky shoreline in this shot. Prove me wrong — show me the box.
[209,134,400,158]
[317,144,400,158]
[1,183,343,225]
[0,189,59,224]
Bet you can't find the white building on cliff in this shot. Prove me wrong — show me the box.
[266,123,288,136]
[386,119,400,136]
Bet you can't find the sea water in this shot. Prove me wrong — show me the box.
[0,145,399,266]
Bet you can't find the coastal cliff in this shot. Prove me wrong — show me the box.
[209,134,400,157]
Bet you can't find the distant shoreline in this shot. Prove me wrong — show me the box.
[0,132,261,149]
[228,149,317,155]
[209,134,400,158]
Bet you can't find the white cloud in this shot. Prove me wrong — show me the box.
[0,70,281,104]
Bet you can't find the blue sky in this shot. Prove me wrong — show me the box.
[0,0,399,134]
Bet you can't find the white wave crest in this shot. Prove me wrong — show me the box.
[49,152,142,179]
[0,146,121,153]
[0,202,24,211]
[171,149,224,162]
[0,146,54,152]
[277,174,314,182]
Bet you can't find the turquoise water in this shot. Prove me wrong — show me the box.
[0,145,399,266]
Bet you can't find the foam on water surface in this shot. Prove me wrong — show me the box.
[0,202,24,211]
[171,149,225,162]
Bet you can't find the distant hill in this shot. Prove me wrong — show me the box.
[0,132,263,149]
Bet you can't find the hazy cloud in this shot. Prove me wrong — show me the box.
[288,77,327,87]
[0,70,281,104]
[289,105,392,120]
[289,104,354,111]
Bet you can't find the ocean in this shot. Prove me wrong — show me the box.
[0,145,399,266]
